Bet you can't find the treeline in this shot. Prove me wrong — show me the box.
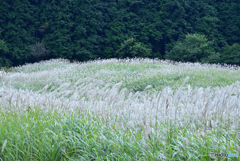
[0,0,240,67]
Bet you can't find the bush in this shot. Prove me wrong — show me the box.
[116,38,151,58]
[165,33,218,63]
[220,43,240,65]
[30,42,49,59]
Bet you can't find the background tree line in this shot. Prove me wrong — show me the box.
[0,0,239,67]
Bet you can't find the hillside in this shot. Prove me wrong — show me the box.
[0,58,240,160]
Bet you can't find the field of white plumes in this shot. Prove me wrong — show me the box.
[0,58,240,160]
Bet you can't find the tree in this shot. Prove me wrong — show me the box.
[0,39,12,67]
[165,33,218,63]
[0,0,39,66]
[0,27,11,67]
[220,43,240,65]
[214,1,240,46]
[0,40,8,54]
[0,0,239,67]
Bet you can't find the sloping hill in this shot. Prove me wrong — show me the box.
[0,58,240,160]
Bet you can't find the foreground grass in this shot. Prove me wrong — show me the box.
[0,109,239,161]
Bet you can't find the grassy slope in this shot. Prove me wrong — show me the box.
[0,58,240,160]
[2,59,240,92]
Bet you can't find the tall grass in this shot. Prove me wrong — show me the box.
[0,58,240,160]
[1,109,239,160]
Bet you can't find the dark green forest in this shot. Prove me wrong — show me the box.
[0,0,240,67]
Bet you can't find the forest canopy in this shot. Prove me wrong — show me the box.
[0,0,239,67]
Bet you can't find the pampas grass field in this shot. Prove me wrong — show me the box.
[0,58,240,160]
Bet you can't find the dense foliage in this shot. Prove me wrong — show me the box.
[165,33,219,63]
[220,43,240,65]
[0,0,239,67]
[116,38,151,58]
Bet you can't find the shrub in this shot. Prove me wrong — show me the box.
[116,38,151,58]
[30,42,49,59]
[220,43,240,65]
[165,33,218,63]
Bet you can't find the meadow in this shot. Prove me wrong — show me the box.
[0,58,240,160]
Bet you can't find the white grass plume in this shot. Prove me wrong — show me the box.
[0,58,240,133]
